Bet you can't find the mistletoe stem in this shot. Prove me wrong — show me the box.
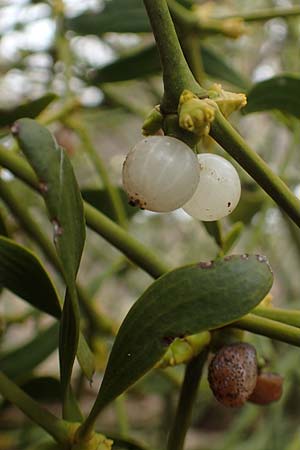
[143,0,204,112]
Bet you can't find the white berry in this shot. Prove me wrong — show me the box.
[122,136,200,212]
[182,153,241,221]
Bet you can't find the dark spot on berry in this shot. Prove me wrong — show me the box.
[227,202,231,207]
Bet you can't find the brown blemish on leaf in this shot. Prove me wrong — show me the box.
[224,255,235,261]
[52,219,63,244]
[256,255,267,263]
[240,254,249,260]
[198,261,214,269]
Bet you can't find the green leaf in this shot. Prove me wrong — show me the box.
[20,377,61,403]
[0,377,61,410]
[200,45,249,90]
[0,237,94,384]
[0,322,59,381]
[12,118,85,285]
[89,43,248,89]
[0,207,9,236]
[90,45,159,84]
[0,236,61,318]
[66,0,151,35]
[77,332,95,382]
[13,118,86,420]
[0,94,57,128]
[243,75,300,116]
[92,255,273,412]
[81,188,138,221]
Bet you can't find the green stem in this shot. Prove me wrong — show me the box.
[0,144,39,190]
[228,6,300,22]
[166,349,209,450]
[181,33,206,85]
[168,0,240,36]
[66,118,127,229]
[115,395,129,438]
[0,371,69,444]
[253,306,300,328]
[234,314,300,347]
[0,145,169,278]
[53,0,73,99]
[39,98,79,125]
[77,284,117,336]
[210,110,300,228]
[143,0,204,112]
[84,202,169,278]
[169,1,300,27]
[0,178,61,268]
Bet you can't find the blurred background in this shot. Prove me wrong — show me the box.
[1,1,300,449]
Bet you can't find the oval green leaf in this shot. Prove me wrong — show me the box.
[89,43,248,90]
[92,255,273,413]
[0,93,57,128]
[12,118,85,284]
[66,0,151,35]
[243,75,300,116]
[0,322,59,381]
[12,118,86,420]
[200,45,249,90]
[0,236,61,318]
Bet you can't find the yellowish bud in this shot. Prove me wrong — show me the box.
[178,90,216,137]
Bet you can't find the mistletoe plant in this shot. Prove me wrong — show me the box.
[1,1,300,450]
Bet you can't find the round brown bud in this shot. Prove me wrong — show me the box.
[208,343,258,407]
[248,372,283,405]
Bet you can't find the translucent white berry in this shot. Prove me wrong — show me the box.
[182,153,241,221]
[122,136,200,212]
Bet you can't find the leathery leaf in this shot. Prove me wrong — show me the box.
[12,118,85,420]
[91,254,273,413]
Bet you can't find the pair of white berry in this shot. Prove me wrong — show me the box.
[122,136,241,221]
